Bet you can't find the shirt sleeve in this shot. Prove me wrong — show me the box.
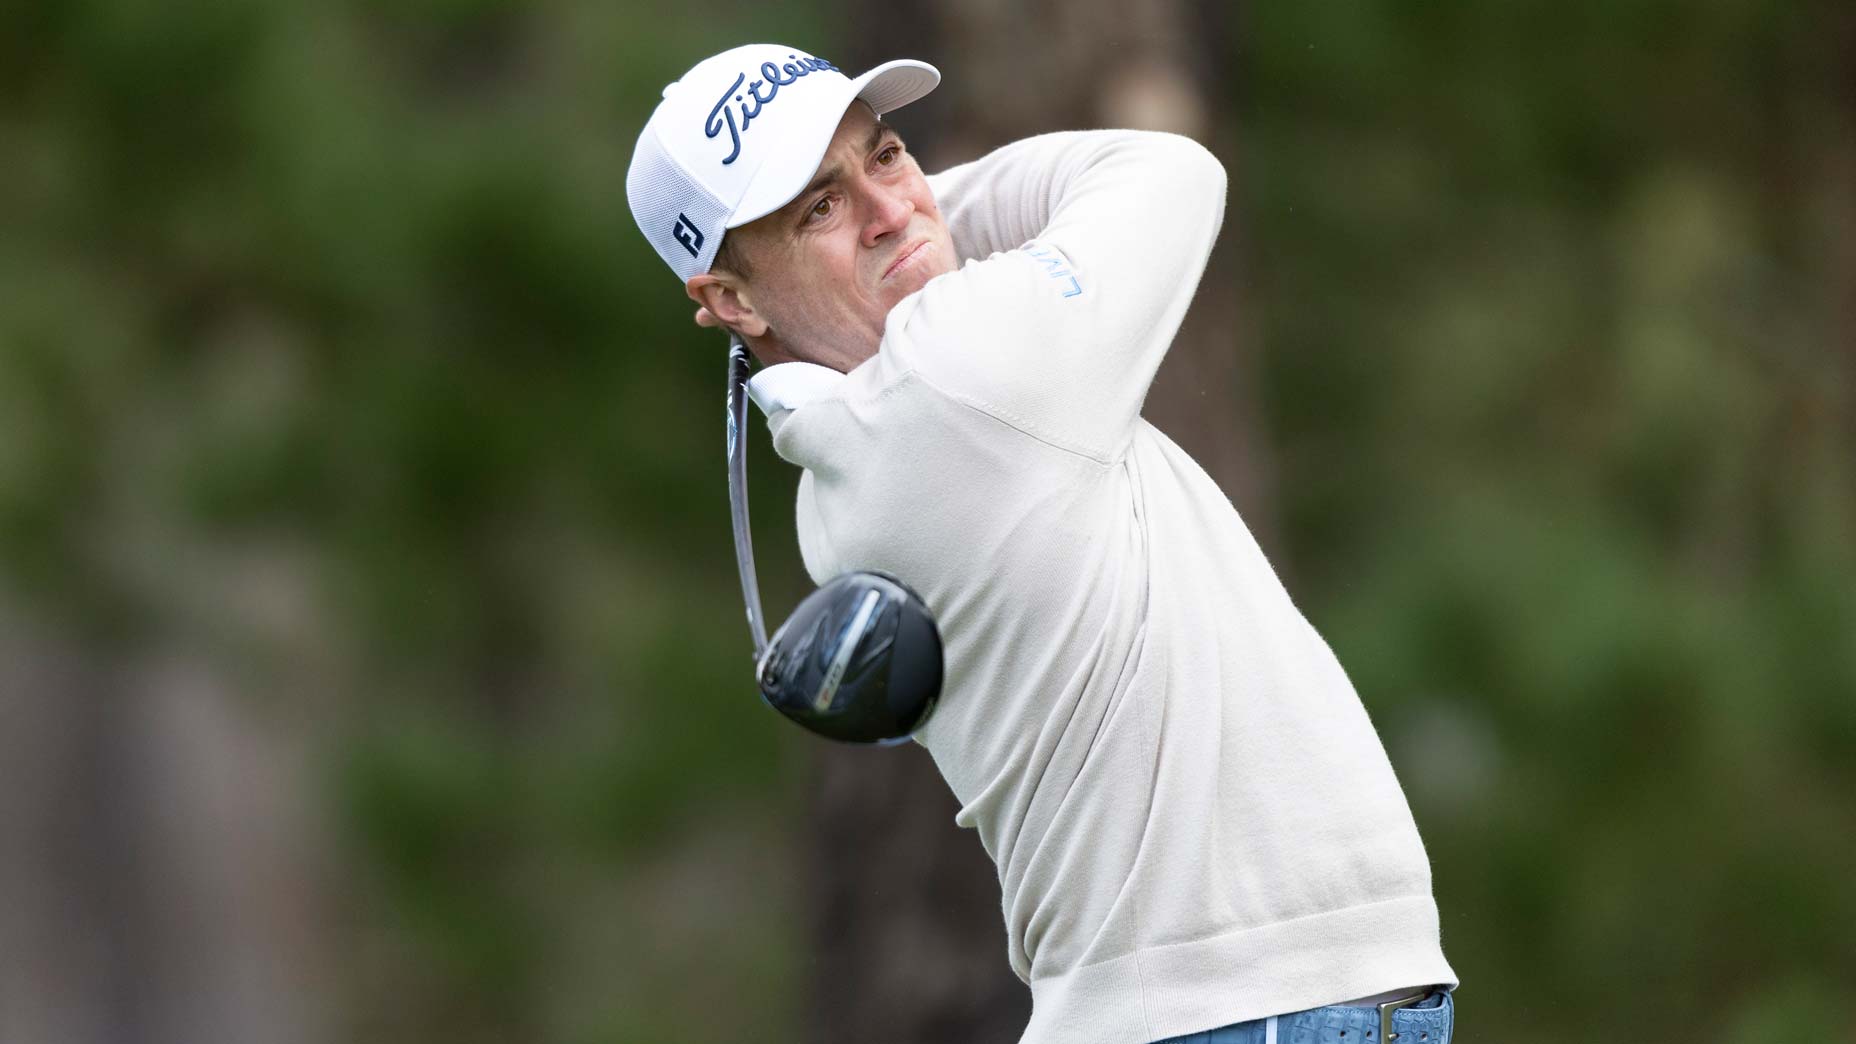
[898,129,1228,460]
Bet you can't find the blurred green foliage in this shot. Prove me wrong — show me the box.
[1243,2,1856,1039]
[2,0,1851,1041]
[4,1,821,1040]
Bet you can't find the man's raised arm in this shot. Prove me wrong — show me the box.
[906,130,1228,458]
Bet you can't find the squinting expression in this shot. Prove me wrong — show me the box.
[730,101,957,371]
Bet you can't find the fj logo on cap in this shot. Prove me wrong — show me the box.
[672,213,705,258]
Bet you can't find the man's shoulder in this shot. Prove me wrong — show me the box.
[875,245,1120,462]
[883,243,1092,382]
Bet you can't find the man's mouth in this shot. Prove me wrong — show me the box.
[883,240,930,282]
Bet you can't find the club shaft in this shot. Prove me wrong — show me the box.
[727,338,771,658]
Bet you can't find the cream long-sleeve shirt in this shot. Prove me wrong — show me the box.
[746,130,1457,1044]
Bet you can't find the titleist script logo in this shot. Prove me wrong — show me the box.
[705,55,840,165]
[672,212,704,258]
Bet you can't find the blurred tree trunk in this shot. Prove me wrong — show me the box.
[1835,6,1856,380]
[0,606,330,1044]
[812,5,1272,1042]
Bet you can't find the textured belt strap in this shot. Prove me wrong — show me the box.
[1379,987,1435,1042]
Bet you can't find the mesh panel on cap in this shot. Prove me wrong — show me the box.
[626,125,730,282]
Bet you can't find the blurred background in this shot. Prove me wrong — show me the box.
[2,0,1853,1041]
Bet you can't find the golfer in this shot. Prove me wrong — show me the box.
[627,44,1458,1044]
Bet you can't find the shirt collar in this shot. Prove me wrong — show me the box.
[745,361,847,417]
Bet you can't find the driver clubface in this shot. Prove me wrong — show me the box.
[757,571,942,744]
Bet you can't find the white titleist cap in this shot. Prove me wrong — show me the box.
[626,44,940,283]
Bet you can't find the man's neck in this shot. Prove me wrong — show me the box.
[743,330,874,375]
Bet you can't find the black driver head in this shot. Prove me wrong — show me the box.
[756,571,942,743]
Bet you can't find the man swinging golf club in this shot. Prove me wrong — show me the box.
[627,43,1459,1044]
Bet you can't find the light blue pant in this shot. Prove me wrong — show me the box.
[1151,988,1454,1044]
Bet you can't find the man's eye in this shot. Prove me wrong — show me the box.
[876,145,900,165]
[808,196,833,222]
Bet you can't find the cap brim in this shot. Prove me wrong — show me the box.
[725,59,941,230]
[850,59,941,117]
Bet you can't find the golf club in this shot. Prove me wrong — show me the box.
[725,336,943,743]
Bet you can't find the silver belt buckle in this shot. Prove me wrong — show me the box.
[1378,986,1433,1042]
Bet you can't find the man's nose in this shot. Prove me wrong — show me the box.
[860,185,915,248]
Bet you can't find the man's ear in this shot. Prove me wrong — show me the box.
[686,273,769,338]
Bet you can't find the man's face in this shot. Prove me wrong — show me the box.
[723,102,957,371]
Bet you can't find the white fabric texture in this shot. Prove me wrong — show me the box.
[749,129,1457,1044]
[745,360,843,415]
